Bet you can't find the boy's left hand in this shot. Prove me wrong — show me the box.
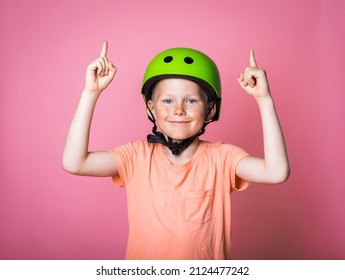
[237,49,271,100]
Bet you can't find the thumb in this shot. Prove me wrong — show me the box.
[236,75,246,89]
[107,61,117,79]
[109,61,117,72]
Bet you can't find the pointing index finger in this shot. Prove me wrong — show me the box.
[249,48,258,68]
[100,40,108,57]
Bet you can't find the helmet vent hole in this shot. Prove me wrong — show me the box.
[184,57,194,64]
[164,56,173,63]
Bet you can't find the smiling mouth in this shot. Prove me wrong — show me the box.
[168,120,191,124]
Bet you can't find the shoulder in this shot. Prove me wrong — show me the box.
[201,141,249,164]
[203,141,247,154]
[112,140,156,158]
[113,140,150,149]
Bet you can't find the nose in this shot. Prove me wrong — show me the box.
[174,101,186,116]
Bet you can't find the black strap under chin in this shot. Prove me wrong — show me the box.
[147,128,205,155]
[145,103,214,155]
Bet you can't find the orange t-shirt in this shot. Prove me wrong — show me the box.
[110,140,249,259]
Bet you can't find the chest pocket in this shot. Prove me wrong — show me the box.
[185,189,213,224]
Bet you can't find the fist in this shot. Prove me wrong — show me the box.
[237,49,271,100]
[84,41,117,94]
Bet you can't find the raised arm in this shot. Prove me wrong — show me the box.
[236,49,290,184]
[62,41,118,177]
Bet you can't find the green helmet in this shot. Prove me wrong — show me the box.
[141,47,221,121]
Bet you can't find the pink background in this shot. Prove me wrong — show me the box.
[1,0,344,260]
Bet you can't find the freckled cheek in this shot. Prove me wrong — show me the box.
[155,107,170,120]
[190,107,207,119]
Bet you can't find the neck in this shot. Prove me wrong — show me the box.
[163,137,201,165]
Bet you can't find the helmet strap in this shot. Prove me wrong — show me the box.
[146,103,215,155]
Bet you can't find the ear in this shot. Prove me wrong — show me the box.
[147,100,155,117]
[206,102,216,121]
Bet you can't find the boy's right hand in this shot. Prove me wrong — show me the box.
[84,41,117,95]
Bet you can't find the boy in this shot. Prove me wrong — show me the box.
[62,41,289,259]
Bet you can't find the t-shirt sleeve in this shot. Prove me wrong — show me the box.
[231,149,250,192]
[109,142,135,187]
[222,143,250,192]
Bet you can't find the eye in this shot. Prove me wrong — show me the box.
[186,99,197,104]
[162,99,173,104]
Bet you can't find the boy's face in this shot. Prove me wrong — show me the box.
[147,78,215,141]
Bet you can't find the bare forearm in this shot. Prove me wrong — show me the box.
[236,49,289,184]
[62,90,99,173]
[257,95,290,181]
